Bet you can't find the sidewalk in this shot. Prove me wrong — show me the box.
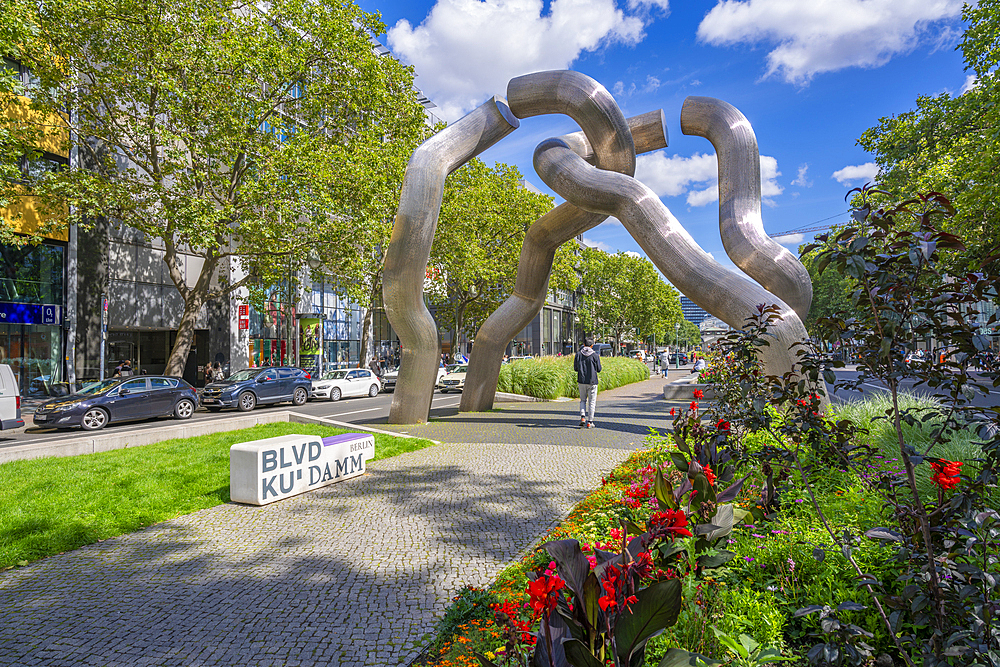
[0,376,689,667]
[366,375,688,450]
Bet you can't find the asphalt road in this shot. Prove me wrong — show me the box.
[828,368,1000,409]
[0,389,464,448]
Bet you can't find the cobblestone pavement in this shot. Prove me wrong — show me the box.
[363,376,694,449]
[0,442,632,667]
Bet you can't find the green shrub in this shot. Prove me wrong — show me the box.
[495,355,649,399]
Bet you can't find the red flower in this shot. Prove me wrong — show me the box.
[669,408,676,416]
[715,418,730,431]
[598,564,620,612]
[527,574,564,617]
[703,464,717,486]
[690,401,699,411]
[693,389,704,399]
[930,459,962,491]
[649,508,693,538]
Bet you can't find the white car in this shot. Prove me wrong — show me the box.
[437,364,468,393]
[310,369,381,401]
[382,366,448,393]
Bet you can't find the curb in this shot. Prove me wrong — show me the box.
[0,411,434,464]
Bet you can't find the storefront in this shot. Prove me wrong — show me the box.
[0,241,66,396]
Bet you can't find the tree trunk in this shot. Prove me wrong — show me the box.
[453,298,467,361]
[359,280,381,370]
[164,294,204,377]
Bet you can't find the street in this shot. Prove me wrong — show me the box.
[827,367,1000,410]
[0,390,464,450]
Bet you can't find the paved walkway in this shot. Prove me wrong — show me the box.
[0,376,687,667]
[365,375,689,449]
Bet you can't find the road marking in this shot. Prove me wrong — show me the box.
[324,406,383,417]
[432,402,460,409]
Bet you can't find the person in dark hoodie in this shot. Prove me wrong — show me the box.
[574,337,602,428]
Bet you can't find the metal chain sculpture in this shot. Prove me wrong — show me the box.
[383,70,813,424]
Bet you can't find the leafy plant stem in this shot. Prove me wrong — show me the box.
[889,381,947,651]
[784,430,915,667]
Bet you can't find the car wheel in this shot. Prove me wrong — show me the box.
[237,392,257,412]
[174,399,195,420]
[330,387,342,402]
[368,384,379,397]
[81,407,109,431]
[292,387,308,406]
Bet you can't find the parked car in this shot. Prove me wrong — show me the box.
[0,364,24,430]
[311,369,381,401]
[200,366,310,412]
[32,376,197,431]
[382,365,448,393]
[630,350,648,362]
[905,350,926,365]
[505,356,533,364]
[667,352,689,365]
[437,364,468,393]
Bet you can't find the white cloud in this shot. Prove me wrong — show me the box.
[634,151,783,206]
[624,250,642,258]
[832,162,879,185]
[697,0,964,84]
[776,232,804,246]
[582,237,613,252]
[961,73,978,94]
[792,163,811,187]
[388,0,665,118]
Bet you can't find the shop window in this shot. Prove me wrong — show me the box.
[0,241,64,304]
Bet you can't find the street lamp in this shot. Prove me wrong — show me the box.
[674,322,680,369]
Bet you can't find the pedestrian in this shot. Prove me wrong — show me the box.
[574,336,602,429]
[212,361,225,382]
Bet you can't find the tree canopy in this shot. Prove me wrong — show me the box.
[856,0,1000,266]
[2,0,424,374]
[427,159,569,356]
[577,248,681,353]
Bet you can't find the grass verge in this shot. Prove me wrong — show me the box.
[0,422,434,569]
[497,355,649,399]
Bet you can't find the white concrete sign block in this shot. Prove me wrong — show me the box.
[230,433,375,506]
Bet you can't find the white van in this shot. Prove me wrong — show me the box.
[0,364,25,430]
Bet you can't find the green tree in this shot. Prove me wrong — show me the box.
[310,106,429,369]
[4,0,420,375]
[427,159,567,357]
[801,247,854,339]
[856,0,1000,265]
[577,249,681,354]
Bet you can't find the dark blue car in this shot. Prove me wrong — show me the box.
[32,376,199,431]
[200,367,311,412]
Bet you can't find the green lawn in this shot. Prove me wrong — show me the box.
[0,422,435,569]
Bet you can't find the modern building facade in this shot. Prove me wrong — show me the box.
[1,56,72,397]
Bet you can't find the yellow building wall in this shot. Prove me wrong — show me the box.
[1,93,69,242]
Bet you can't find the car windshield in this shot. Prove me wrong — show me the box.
[452,365,468,373]
[322,371,349,380]
[76,379,120,396]
[225,369,262,382]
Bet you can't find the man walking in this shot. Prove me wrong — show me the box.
[574,337,602,428]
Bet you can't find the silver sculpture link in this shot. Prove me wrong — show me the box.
[383,97,520,424]
[680,97,813,322]
[383,71,818,423]
[460,111,668,412]
[530,135,811,383]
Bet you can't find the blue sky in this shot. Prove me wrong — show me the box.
[357,0,970,271]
